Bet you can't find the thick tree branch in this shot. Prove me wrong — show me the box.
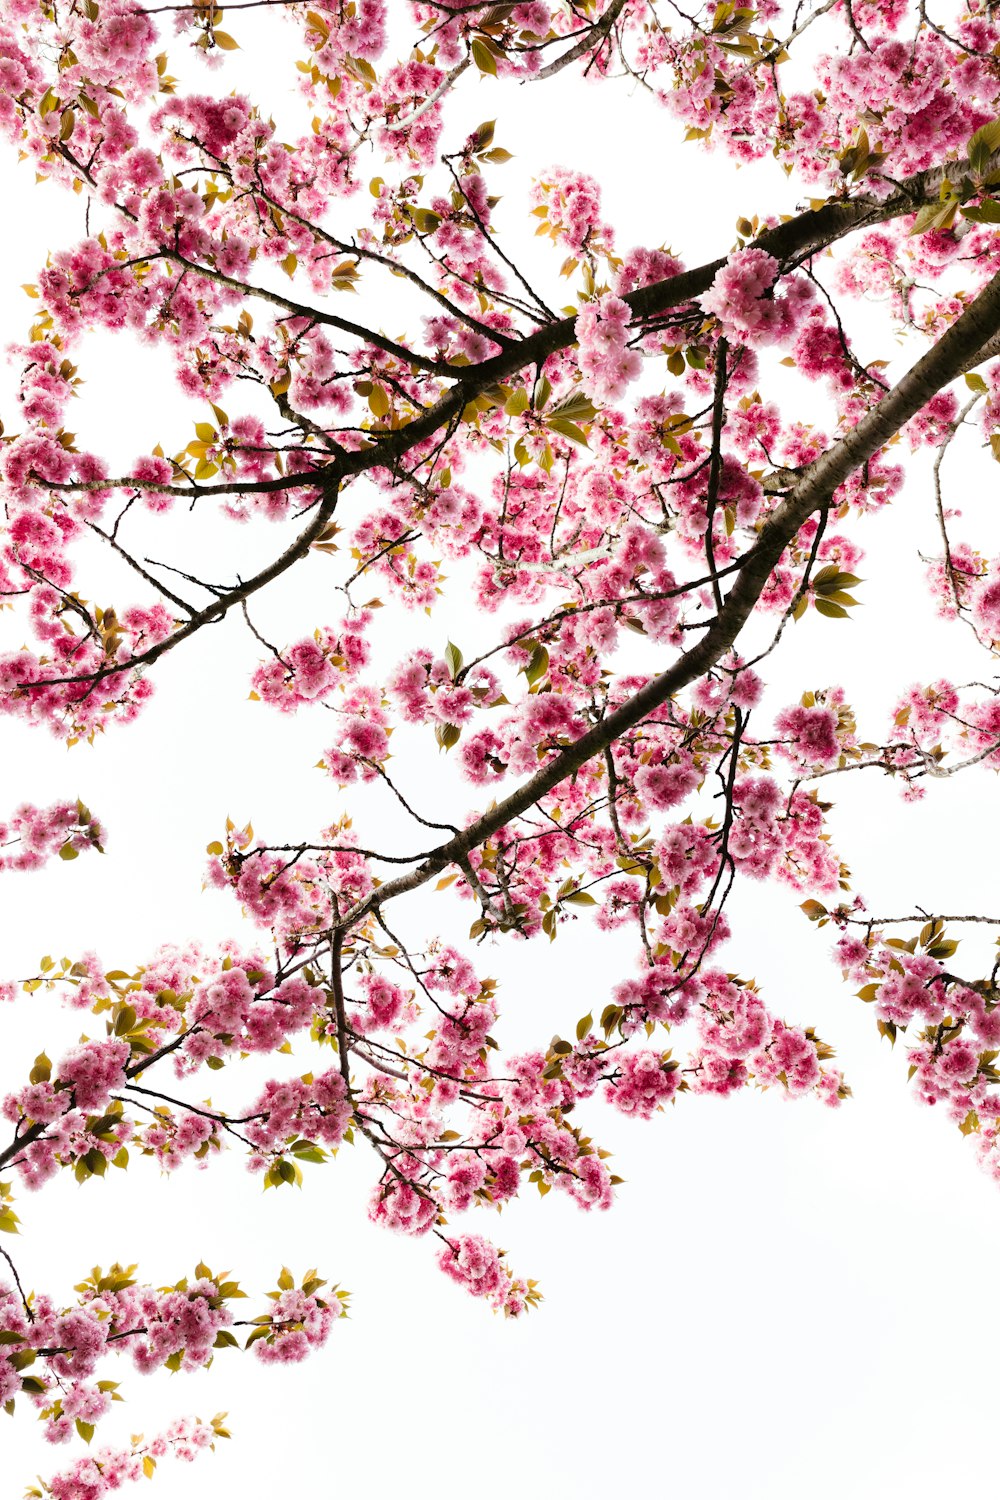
[529,0,629,80]
[344,268,1000,921]
[38,148,1000,507]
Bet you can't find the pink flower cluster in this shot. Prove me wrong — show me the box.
[55,1040,130,1112]
[729,776,842,891]
[250,619,371,712]
[575,294,642,403]
[701,250,814,347]
[244,1069,352,1163]
[0,1260,336,1450]
[690,971,845,1103]
[348,971,414,1033]
[207,831,375,942]
[529,166,614,258]
[773,691,855,771]
[437,1235,531,1317]
[387,649,501,730]
[0,799,104,873]
[42,1419,217,1500]
[320,686,392,783]
[369,1180,439,1236]
[251,1283,343,1363]
[831,920,1000,1181]
[605,1051,680,1118]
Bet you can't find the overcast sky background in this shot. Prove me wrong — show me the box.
[3,11,1000,1497]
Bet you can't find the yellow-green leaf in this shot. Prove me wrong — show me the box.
[471,37,498,74]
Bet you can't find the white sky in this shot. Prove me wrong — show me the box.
[3,12,1000,1499]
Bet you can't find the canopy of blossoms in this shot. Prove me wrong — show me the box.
[3,0,1000,1492]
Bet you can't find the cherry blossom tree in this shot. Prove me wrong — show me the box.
[4,0,1000,1491]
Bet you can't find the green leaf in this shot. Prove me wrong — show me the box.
[545,416,589,447]
[409,207,441,235]
[444,641,464,678]
[113,1005,137,1037]
[548,392,599,422]
[292,1146,327,1164]
[601,1004,622,1035]
[969,119,1000,176]
[435,722,461,751]
[824,590,859,608]
[814,598,850,619]
[471,36,498,74]
[961,199,1000,224]
[524,643,549,685]
[29,1053,51,1085]
[910,196,958,236]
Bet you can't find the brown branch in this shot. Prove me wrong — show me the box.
[339,267,1000,924]
[37,150,1000,511]
[330,928,351,1087]
[703,337,728,612]
[530,0,629,80]
[162,250,454,376]
[19,484,339,692]
[88,523,197,616]
[0,1243,34,1321]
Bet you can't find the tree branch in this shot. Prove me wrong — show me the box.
[342,268,1000,922]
